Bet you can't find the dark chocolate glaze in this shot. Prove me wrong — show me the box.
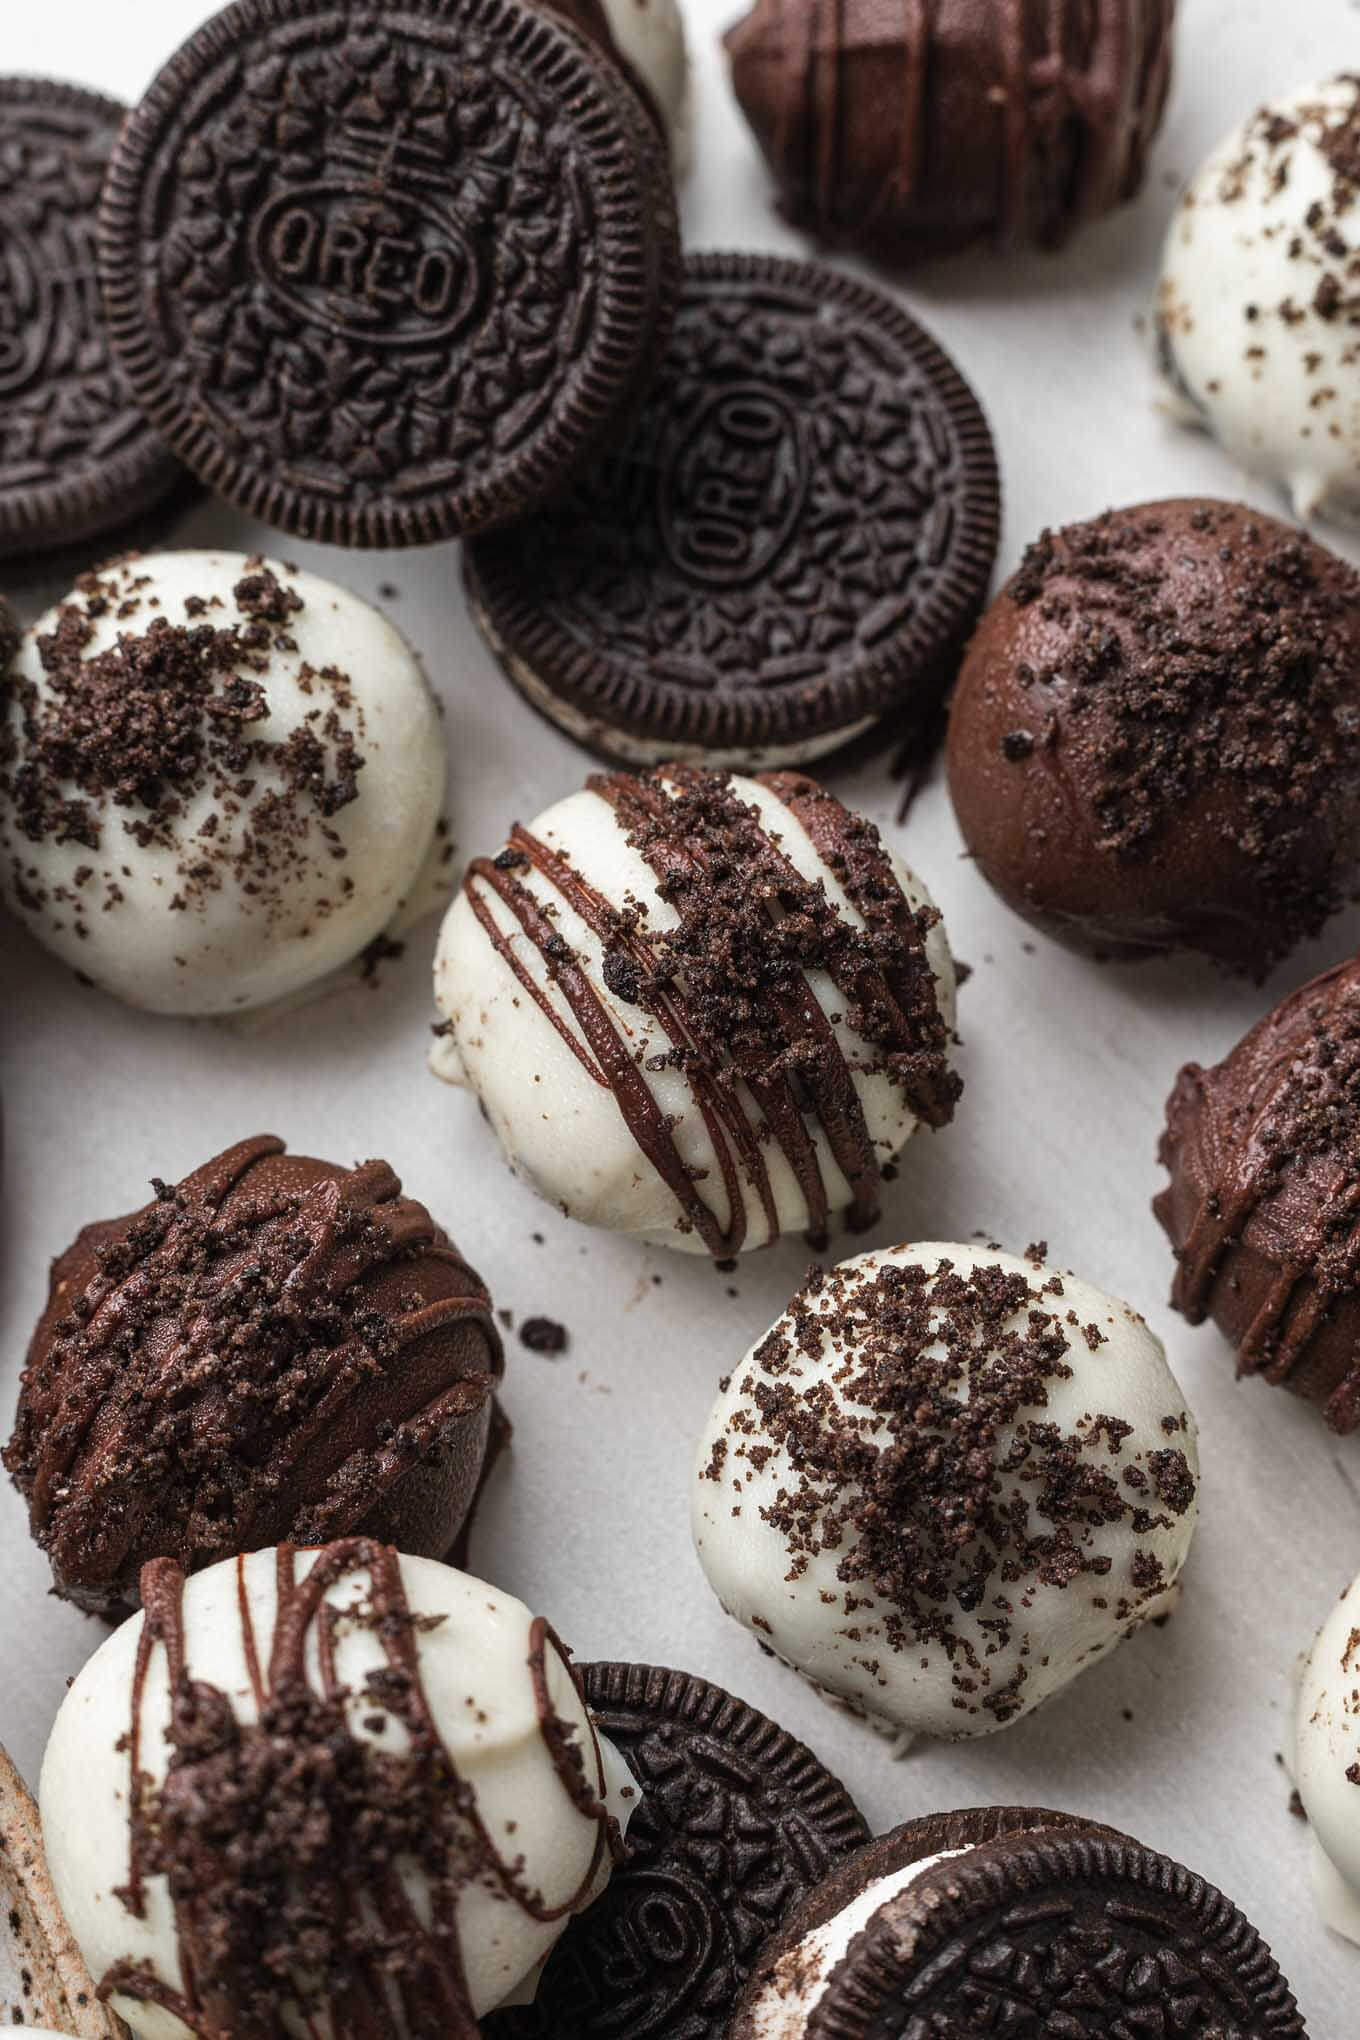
[726,0,1175,266]
[5,1138,504,1614]
[102,1541,618,2037]
[463,767,958,1256]
[947,498,1360,976]
[1156,956,1360,1432]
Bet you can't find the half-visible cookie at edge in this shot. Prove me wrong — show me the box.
[732,1804,1307,2039]
[483,1660,869,2040]
[0,79,182,561]
[97,0,680,548]
[464,252,1000,767]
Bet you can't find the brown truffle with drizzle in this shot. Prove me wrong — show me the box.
[431,766,959,1255]
[726,0,1176,267]
[5,1138,503,1615]
[38,1540,629,2038]
[1156,956,1360,1432]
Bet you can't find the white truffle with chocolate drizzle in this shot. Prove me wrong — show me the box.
[1157,77,1360,528]
[692,1243,1199,1739]
[430,766,958,1256]
[0,552,445,1013]
[40,1542,632,2040]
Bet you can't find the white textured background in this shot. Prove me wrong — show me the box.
[2,0,1358,2029]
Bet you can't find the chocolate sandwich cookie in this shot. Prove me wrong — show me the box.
[732,1805,1307,2038]
[0,79,182,560]
[463,253,999,766]
[485,1661,869,2040]
[97,0,680,547]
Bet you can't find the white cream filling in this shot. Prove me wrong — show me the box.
[745,1847,971,2037]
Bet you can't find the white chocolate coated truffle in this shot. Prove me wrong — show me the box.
[1158,78,1360,528]
[40,1546,631,2040]
[0,552,444,1013]
[431,767,957,1255]
[1292,1570,1360,1945]
[692,1243,1199,1738]
[601,0,691,171]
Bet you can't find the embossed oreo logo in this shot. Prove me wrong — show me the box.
[658,384,807,589]
[253,186,478,346]
[517,1870,728,2036]
[0,227,52,397]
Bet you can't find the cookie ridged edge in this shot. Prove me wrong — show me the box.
[466,251,1001,753]
[0,76,182,561]
[96,0,679,549]
[814,1827,1307,2039]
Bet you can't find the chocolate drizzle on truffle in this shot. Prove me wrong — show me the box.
[1156,956,1360,1431]
[726,0,1175,265]
[463,767,957,1256]
[5,1137,503,1613]
[102,1541,617,2037]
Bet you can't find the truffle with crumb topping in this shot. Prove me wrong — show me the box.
[5,1136,504,1615]
[947,498,1360,975]
[432,766,959,1256]
[1156,954,1360,1431]
[0,551,444,1012]
[692,1241,1198,1739]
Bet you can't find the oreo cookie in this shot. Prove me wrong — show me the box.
[97,0,680,548]
[484,1661,869,2040]
[0,79,182,560]
[463,252,1000,766]
[732,1806,1307,2039]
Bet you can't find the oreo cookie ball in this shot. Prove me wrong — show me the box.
[0,552,445,1013]
[693,1242,1198,1739]
[726,0,1175,267]
[4,1136,504,1616]
[431,766,959,1257]
[41,1544,630,2035]
[1159,77,1360,531]
[732,1807,1305,2037]
[947,498,1360,975]
[1156,955,1360,1433]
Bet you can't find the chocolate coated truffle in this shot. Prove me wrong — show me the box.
[5,1137,504,1614]
[947,498,1360,974]
[726,0,1175,266]
[1155,956,1360,1432]
[40,1543,630,2037]
[431,766,959,1256]
[692,1242,1199,1739]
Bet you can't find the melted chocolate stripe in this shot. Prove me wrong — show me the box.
[464,769,954,1254]
[103,1540,618,2038]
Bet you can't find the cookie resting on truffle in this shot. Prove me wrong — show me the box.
[0,551,445,1012]
[726,0,1175,266]
[4,1136,503,1615]
[1156,954,1360,1433]
[1159,75,1360,530]
[946,498,1360,975]
[692,1242,1198,1739]
[39,1543,631,2040]
[431,767,959,1256]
